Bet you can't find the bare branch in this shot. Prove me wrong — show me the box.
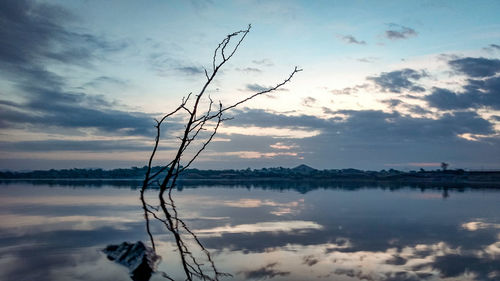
[139,24,301,281]
[203,67,209,80]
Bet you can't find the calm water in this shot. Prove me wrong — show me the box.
[0,181,499,281]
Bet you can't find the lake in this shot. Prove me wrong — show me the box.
[0,180,499,281]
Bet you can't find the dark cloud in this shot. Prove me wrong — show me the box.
[382,99,403,108]
[0,0,152,136]
[385,24,418,40]
[333,110,493,140]
[0,139,153,152]
[302,97,317,107]
[483,44,500,53]
[302,110,498,169]
[82,76,127,89]
[0,87,154,135]
[334,268,378,281]
[176,66,204,75]
[322,107,336,115]
[339,35,366,45]
[0,0,73,66]
[239,262,290,279]
[405,104,432,115]
[425,76,500,110]
[448,57,500,78]
[245,83,288,93]
[227,108,494,141]
[425,88,473,110]
[246,84,269,92]
[148,52,204,77]
[302,255,319,266]
[368,69,427,93]
[219,108,498,169]
[0,0,126,86]
[226,108,331,129]
[331,84,369,95]
[148,52,170,75]
[236,67,262,73]
[386,255,407,265]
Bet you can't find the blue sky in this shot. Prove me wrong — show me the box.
[1,0,500,170]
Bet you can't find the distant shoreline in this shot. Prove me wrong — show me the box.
[1,164,499,188]
[2,175,500,188]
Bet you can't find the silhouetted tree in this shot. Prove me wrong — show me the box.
[139,24,301,281]
[441,162,449,171]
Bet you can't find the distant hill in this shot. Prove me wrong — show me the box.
[292,164,316,173]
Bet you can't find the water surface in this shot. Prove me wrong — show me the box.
[0,181,499,281]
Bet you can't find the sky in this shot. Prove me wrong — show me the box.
[1,0,500,171]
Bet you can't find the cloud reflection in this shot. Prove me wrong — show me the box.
[462,221,500,231]
[222,198,305,216]
[0,213,139,232]
[195,221,323,237]
[216,238,500,281]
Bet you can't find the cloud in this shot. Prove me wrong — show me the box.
[226,108,331,129]
[405,104,432,115]
[302,97,317,107]
[462,221,500,231]
[217,108,499,169]
[302,255,319,266]
[239,262,290,280]
[483,44,500,52]
[82,76,127,89]
[322,107,337,115]
[0,139,153,152]
[196,221,322,236]
[425,88,473,110]
[176,66,204,75]
[269,142,298,150]
[227,108,494,140]
[381,99,403,108]
[368,69,427,93]
[0,88,154,135]
[252,59,274,67]
[425,76,500,110]
[490,44,500,50]
[148,51,204,77]
[246,84,269,92]
[338,35,366,45]
[330,84,369,95]
[357,57,378,63]
[384,24,418,40]
[422,57,500,110]
[0,0,153,136]
[0,0,126,87]
[448,57,500,78]
[334,110,494,140]
[236,67,262,73]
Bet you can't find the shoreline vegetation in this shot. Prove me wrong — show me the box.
[1,164,499,187]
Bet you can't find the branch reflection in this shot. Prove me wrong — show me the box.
[139,185,231,281]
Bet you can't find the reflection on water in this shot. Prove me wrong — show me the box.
[0,181,499,280]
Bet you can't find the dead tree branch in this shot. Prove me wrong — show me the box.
[140,24,301,281]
